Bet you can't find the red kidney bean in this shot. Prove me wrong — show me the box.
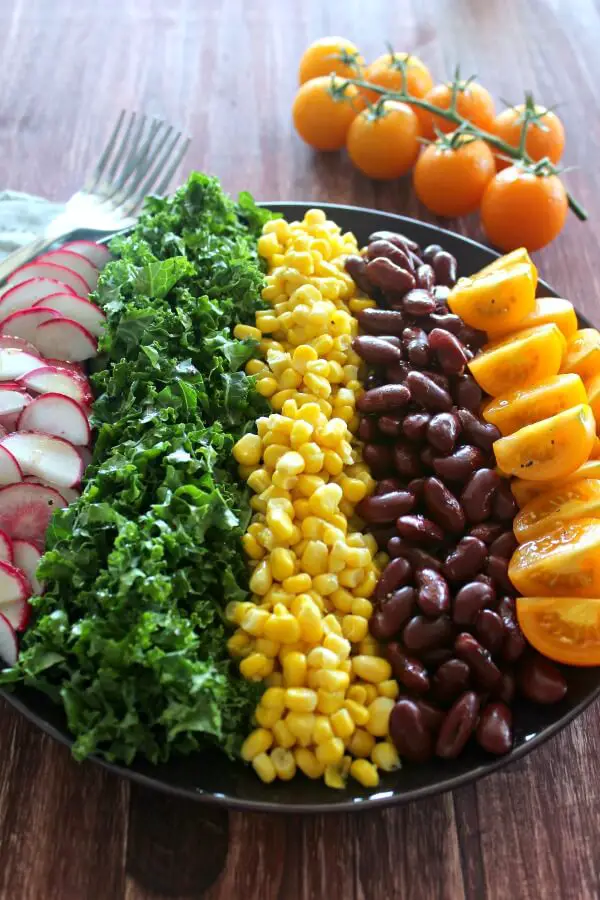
[358,307,407,335]
[367,239,414,271]
[458,324,486,350]
[453,582,496,626]
[365,371,384,390]
[386,644,430,694]
[428,328,469,375]
[402,411,431,443]
[389,699,434,762]
[461,469,501,523]
[388,538,443,573]
[371,525,398,550]
[435,691,480,758]
[407,332,431,366]
[357,490,415,524]
[363,443,395,478]
[497,596,527,663]
[422,243,444,264]
[406,371,453,412]
[407,477,426,501]
[415,699,445,733]
[425,312,464,335]
[455,633,502,690]
[423,477,465,535]
[427,412,461,454]
[416,568,451,617]
[492,480,519,522]
[375,557,413,600]
[452,373,483,412]
[393,441,423,478]
[403,615,454,654]
[344,255,373,295]
[397,515,444,544]
[431,251,457,287]
[386,361,410,384]
[357,384,411,413]
[433,445,485,482]
[421,648,454,668]
[443,536,487,582]
[352,335,403,366]
[485,555,515,594]
[494,671,516,704]
[489,531,518,559]
[469,523,505,545]
[476,702,513,754]
[369,230,420,256]
[421,369,450,392]
[473,573,496,592]
[358,416,379,442]
[456,409,501,452]
[431,658,471,705]
[420,445,436,469]
[403,288,437,317]
[379,415,405,437]
[371,587,417,639]
[416,263,435,291]
[518,654,567,704]
[366,257,416,294]
[474,609,505,655]
[374,477,404,495]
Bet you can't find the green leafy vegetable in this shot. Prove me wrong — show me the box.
[1,173,276,764]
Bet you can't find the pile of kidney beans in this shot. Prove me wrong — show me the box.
[345,231,568,764]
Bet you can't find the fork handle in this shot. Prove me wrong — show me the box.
[0,234,65,285]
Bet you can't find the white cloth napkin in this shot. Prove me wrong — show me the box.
[0,191,64,261]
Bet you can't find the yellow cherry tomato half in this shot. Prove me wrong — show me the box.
[347,101,420,179]
[493,403,595,482]
[448,261,536,337]
[511,458,600,508]
[298,36,365,84]
[475,247,538,291]
[585,372,600,425]
[509,518,600,598]
[490,297,578,342]
[514,478,600,543]
[561,328,600,381]
[482,373,587,436]
[517,596,600,667]
[468,323,565,397]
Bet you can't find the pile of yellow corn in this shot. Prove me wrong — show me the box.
[229,209,401,789]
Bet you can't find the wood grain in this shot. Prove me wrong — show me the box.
[1,0,600,897]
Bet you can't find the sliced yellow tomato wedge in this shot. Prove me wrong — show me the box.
[448,261,536,336]
[493,403,595,482]
[517,596,600,667]
[489,297,578,342]
[561,328,600,381]
[513,478,600,542]
[585,372,600,426]
[509,518,600,598]
[475,247,538,289]
[511,459,600,507]
[591,436,600,460]
[469,324,566,397]
[482,373,587,436]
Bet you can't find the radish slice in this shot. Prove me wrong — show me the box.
[0,445,22,485]
[0,336,41,357]
[0,482,67,547]
[0,561,30,630]
[18,393,90,446]
[35,318,97,362]
[33,293,106,337]
[18,366,93,407]
[0,390,31,431]
[0,612,18,666]
[0,278,75,318]
[62,240,111,269]
[79,446,92,472]
[37,251,98,291]
[0,307,60,343]
[0,349,45,381]
[43,358,85,376]
[0,530,13,564]
[0,433,83,487]
[23,476,79,505]
[6,262,88,297]
[12,539,43,594]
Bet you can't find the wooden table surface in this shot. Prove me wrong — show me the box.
[1,0,599,897]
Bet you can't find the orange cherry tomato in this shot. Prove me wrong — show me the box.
[298,37,365,84]
[475,247,538,291]
[481,166,568,252]
[511,459,600,508]
[362,53,433,125]
[561,328,600,381]
[347,101,420,179]
[492,104,565,170]
[483,373,587,436]
[420,81,496,139]
[517,596,600,667]
[514,478,600,543]
[448,260,536,336]
[293,76,362,151]
[468,324,565,397]
[413,137,496,217]
[585,372,600,424]
[493,403,595,483]
[509,518,600,598]
[489,296,578,342]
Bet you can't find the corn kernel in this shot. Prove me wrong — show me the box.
[256,376,278,397]
[233,433,262,466]
[247,468,271,494]
[348,728,376,758]
[330,587,354,612]
[351,597,373,618]
[378,680,400,700]
[285,687,318,713]
[342,614,369,643]
[331,708,356,740]
[350,759,379,788]
[240,607,270,636]
[227,630,252,657]
[282,573,312,594]
[241,727,273,761]
[254,637,280,658]
[371,741,401,772]
[352,656,392,684]
[315,737,345,766]
[255,705,283,728]
[240,652,273,681]
[347,685,367,705]
[282,651,307,687]
[344,699,370,726]
[338,568,365,589]
[362,684,378,705]
[301,540,329,576]
[366,697,395,737]
[322,613,343,637]
[311,573,338,596]
[270,547,296,581]
[273,719,296,749]
[295,748,325,779]
[271,747,297,780]
[286,712,315,746]
[249,560,273,596]
[324,765,346,790]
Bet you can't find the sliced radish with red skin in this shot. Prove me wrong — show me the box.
[79,446,92,472]
[0,433,82,487]
[0,561,31,630]
[0,482,67,548]
[0,530,13,564]
[23,476,78,504]
[0,445,22,485]
[18,393,90,446]
[6,262,88,296]
[0,349,45,382]
[12,538,43,594]
[36,250,98,291]
[44,358,85,376]
[0,278,75,319]
[0,612,18,666]
[35,318,96,362]
[33,293,106,337]
[62,240,111,269]
[0,390,31,431]
[0,337,41,357]
[17,366,93,407]
[0,307,61,343]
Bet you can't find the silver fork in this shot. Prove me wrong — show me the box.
[0,111,190,282]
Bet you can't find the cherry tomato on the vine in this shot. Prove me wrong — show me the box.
[347,101,420,179]
[492,104,565,170]
[421,81,496,139]
[298,36,365,84]
[413,136,496,217]
[481,165,568,251]
[362,53,433,128]
[292,76,363,151]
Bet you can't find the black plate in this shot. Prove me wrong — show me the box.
[3,202,600,813]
